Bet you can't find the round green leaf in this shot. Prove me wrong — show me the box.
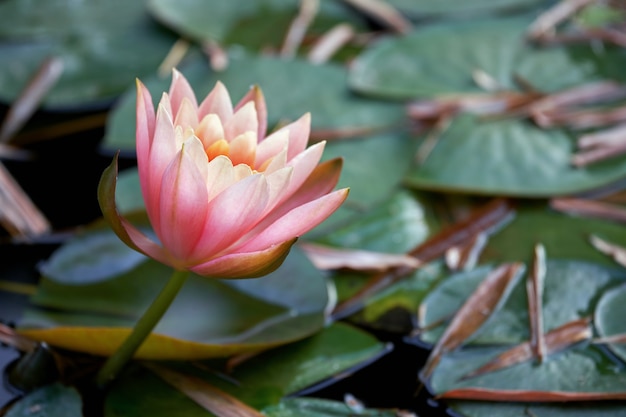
[349,17,626,100]
[104,323,388,415]
[0,0,177,109]
[430,343,626,399]
[19,247,331,359]
[481,202,626,267]
[419,260,623,346]
[404,115,626,197]
[147,0,363,46]
[595,283,626,364]
[449,400,626,417]
[4,383,82,417]
[313,189,440,253]
[37,226,147,284]
[386,0,546,18]
[263,398,399,417]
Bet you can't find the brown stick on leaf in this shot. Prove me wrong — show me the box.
[281,0,319,58]
[527,243,547,363]
[420,263,524,380]
[550,197,626,224]
[331,198,516,321]
[459,318,591,381]
[0,162,50,238]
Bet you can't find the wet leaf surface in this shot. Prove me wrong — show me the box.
[349,16,626,100]
[404,115,626,197]
[0,0,176,110]
[4,383,83,417]
[431,343,626,401]
[594,283,626,365]
[419,260,625,346]
[104,322,388,415]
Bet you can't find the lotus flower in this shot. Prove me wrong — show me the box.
[99,70,348,278]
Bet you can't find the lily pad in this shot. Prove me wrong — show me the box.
[595,283,626,364]
[102,51,405,155]
[18,247,331,359]
[37,225,148,285]
[448,400,626,417]
[481,202,626,267]
[313,189,440,253]
[404,114,626,197]
[0,0,177,110]
[385,0,547,19]
[419,260,624,346]
[104,322,388,416]
[147,0,363,47]
[430,343,626,401]
[4,383,82,417]
[349,16,626,100]
[263,397,399,417]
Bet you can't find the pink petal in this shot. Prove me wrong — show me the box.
[261,148,287,174]
[198,81,233,122]
[168,69,198,117]
[235,85,267,140]
[190,174,270,261]
[235,160,340,245]
[228,132,256,166]
[189,238,296,278]
[238,188,349,252]
[196,114,225,149]
[157,140,210,262]
[135,80,155,173]
[224,102,258,141]
[255,129,289,169]
[173,97,199,130]
[205,155,236,201]
[277,113,311,161]
[274,141,326,206]
[264,166,293,209]
[142,104,178,234]
[119,217,173,268]
[266,158,342,219]
[233,163,254,181]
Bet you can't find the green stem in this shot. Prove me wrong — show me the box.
[95,268,189,387]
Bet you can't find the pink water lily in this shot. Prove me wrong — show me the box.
[99,70,348,278]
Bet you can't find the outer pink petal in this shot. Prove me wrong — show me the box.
[198,81,233,121]
[238,188,349,252]
[270,158,343,217]
[279,113,311,161]
[189,239,296,278]
[158,142,209,262]
[235,85,267,140]
[255,129,289,169]
[236,159,343,245]
[120,218,173,267]
[98,154,172,267]
[189,174,270,261]
[135,80,155,177]
[143,104,178,235]
[168,69,198,117]
[274,141,326,206]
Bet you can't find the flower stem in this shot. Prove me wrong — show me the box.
[95,268,189,387]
